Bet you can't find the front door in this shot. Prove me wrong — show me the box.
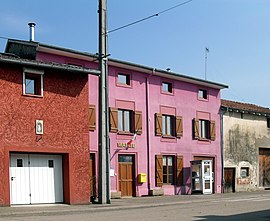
[224,168,235,193]
[259,148,270,187]
[118,155,135,197]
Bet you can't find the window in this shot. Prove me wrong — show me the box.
[118,109,132,133]
[241,167,249,178]
[155,155,183,187]
[267,118,270,128]
[110,107,142,134]
[17,159,23,167]
[118,73,130,85]
[162,82,172,93]
[23,68,44,96]
[155,113,183,138]
[162,115,174,136]
[163,156,174,184]
[48,160,54,168]
[199,119,210,139]
[193,119,216,141]
[198,89,207,100]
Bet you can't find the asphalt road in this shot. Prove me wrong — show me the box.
[1,191,270,221]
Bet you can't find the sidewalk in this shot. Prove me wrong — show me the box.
[0,191,269,218]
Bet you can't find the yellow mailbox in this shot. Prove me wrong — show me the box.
[138,173,147,183]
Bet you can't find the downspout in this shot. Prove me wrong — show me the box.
[146,68,155,194]
[220,106,227,193]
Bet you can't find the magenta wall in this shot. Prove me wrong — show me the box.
[37,51,222,196]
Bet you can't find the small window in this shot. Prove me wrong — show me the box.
[267,118,270,128]
[162,82,172,93]
[118,155,133,163]
[118,73,130,85]
[118,109,132,133]
[241,167,249,178]
[162,115,174,136]
[48,160,54,168]
[198,89,207,100]
[23,68,44,96]
[17,159,23,167]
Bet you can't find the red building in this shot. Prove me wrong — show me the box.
[0,54,99,206]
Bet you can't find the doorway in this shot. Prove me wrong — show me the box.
[90,153,97,200]
[259,148,270,188]
[224,168,235,193]
[118,155,135,197]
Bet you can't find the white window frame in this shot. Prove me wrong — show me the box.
[118,109,132,133]
[199,119,210,139]
[162,115,174,136]
[23,68,44,96]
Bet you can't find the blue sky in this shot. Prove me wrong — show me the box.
[0,0,269,107]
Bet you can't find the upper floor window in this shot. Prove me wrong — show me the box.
[162,115,174,136]
[193,118,216,141]
[198,89,207,100]
[162,81,172,93]
[267,118,270,128]
[155,113,183,138]
[118,73,130,86]
[109,107,142,135]
[118,109,132,133]
[23,68,44,96]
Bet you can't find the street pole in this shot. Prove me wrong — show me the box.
[98,0,110,204]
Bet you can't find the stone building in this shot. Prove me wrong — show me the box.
[221,99,270,192]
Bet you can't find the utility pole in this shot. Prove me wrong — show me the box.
[98,0,110,204]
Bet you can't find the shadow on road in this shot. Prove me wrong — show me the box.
[195,209,270,221]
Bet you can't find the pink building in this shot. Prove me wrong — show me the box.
[5,39,227,199]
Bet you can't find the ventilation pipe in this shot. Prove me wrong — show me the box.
[28,22,36,42]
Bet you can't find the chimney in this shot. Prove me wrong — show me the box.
[28,22,36,42]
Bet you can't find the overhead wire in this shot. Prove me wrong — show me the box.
[107,0,193,34]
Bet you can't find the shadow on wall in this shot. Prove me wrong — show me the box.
[175,167,191,195]
[195,209,270,221]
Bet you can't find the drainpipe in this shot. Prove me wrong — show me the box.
[146,68,155,193]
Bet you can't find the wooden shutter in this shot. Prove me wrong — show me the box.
[176,156,184,186]
[210,120,216,141]
[109,107,118,133]
[155,155,163,187]
[88,105,96,131]
[134,111,142,135]
[176,116,183,138]
[193,118,199,139]
[155,113,162,136]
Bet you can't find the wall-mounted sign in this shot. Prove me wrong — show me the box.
[117,142,135,148]
[36,120,44,135]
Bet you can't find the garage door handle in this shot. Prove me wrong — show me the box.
[11,177,16,181]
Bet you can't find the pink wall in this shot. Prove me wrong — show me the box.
[37,50,222,196]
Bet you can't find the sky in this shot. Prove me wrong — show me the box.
[0,0,269,108]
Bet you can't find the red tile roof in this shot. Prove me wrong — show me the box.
[221,99,270,115]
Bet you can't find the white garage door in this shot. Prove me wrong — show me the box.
[10,153,63,205]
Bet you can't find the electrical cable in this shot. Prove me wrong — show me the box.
[107,0,193,34]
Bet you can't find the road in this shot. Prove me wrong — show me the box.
[1,191,270,221]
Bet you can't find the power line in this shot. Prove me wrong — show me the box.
[107,0,193,34]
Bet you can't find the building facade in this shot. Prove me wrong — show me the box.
[0,53,99,206]
[4,39,227,203]
[221,99,270,193]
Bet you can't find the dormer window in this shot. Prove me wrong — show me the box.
[23,68,44,97]
[198,89,207,100]
[162,82,172,93]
